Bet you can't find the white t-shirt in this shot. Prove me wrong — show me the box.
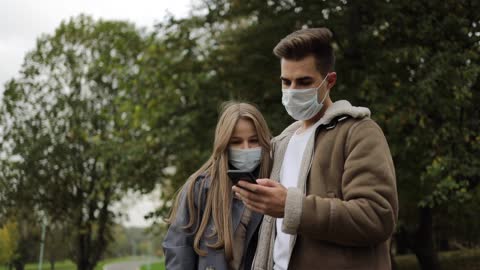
[273,121,322,270]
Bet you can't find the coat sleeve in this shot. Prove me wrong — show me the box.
[283,119,398,247]
[162,179,204,269]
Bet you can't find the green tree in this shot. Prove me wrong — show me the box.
[0,221,19,266]
[133,15,231,204]
[0,209,41,270]
[152,1,480,269]
[0,15,162,270]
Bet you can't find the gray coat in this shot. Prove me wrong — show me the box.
[163,175,263,270]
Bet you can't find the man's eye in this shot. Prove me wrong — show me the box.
[282,81,291,86]
[299,81,312,86]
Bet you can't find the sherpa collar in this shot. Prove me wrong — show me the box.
[274,100,371,141]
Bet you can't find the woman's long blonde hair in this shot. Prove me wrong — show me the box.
[166,101,272,260]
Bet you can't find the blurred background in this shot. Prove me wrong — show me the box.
[0,1,479,270]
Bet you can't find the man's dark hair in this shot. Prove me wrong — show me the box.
[273,27,335,76]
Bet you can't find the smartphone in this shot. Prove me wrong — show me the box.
[227,169,257,185]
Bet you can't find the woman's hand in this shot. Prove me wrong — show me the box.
[232,178,287,218]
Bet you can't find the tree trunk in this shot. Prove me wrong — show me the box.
[412,207,441,270]
[75,217,91,270]
[390,239,398,270]
[76,260,86,270]
[76,254,92,270]
[49,256,55,270]
[391,257,398,270]
[438,237,450,251]
[12,261,25,270]
[76,230,96,270]
[75,186,112,270]
[395,226,410,255]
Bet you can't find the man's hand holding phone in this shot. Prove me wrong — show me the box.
[232,178,287,218]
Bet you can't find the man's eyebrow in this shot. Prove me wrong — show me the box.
[280,76,314,81]
[297,76,314,81]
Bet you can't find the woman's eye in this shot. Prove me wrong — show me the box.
[230,141,241,145]
[250,140,259,143]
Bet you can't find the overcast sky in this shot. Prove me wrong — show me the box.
[0,0,195,227]
[0,0,194,92]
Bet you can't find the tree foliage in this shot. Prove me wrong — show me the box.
[148,1,480,269]
[0,15,159,270]
[0,221,19,265]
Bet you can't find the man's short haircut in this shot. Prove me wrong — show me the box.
[273,27,335,76]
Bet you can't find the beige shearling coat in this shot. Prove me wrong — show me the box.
[253,100,398,270]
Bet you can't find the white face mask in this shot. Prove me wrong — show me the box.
[228,147,262,171]
[282,74,330,121]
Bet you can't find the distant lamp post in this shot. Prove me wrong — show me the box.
[38,215,48,270]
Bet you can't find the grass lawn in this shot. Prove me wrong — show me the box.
[395,249,480,270]
[139,260,165,270]
[0,260,75,270]
[3,250,479,270]
[0,256,144,270]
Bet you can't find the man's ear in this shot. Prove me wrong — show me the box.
[327,72,337,89]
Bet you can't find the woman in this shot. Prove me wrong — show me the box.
[163,102,272,270]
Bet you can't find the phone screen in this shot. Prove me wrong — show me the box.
[227,170,257,185]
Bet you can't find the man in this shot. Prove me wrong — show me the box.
[232,27,398,270]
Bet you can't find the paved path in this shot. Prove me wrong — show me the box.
[104,258,162,270]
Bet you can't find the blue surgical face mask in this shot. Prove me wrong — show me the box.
[228,147,262,171]
[282,74,330,121]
